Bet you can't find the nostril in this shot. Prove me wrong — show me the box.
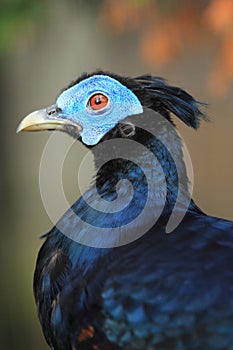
[47,105,62,116]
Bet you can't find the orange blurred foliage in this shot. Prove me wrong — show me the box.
[100,0,233,97]
[204,0,233,96]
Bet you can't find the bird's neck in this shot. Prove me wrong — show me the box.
[62,117,196,248]
[92,119,191,217]
[59,132,189,260]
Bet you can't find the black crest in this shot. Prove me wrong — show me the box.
[132,74,207,129]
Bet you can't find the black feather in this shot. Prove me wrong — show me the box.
[133,74,207,129]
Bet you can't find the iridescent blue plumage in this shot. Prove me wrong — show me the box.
[18,71,233,350]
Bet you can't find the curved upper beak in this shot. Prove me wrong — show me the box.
[16,105,82,134]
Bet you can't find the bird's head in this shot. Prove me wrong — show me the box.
[17,73,143,145]
[17,71,205,146]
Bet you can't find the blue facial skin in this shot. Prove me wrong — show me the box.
[56,75,143,145]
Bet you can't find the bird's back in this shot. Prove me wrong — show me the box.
[34,212,233,350]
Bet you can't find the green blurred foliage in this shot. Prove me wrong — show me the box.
[0,0,47,52]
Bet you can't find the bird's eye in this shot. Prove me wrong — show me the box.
[88,93,109,111]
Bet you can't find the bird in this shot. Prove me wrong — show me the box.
[17,71,233,350]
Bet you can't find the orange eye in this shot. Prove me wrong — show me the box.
[89,93,109,111]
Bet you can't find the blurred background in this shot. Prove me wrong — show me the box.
[1,0,233,349]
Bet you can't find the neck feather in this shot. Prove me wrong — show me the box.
[93,114,191,216]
